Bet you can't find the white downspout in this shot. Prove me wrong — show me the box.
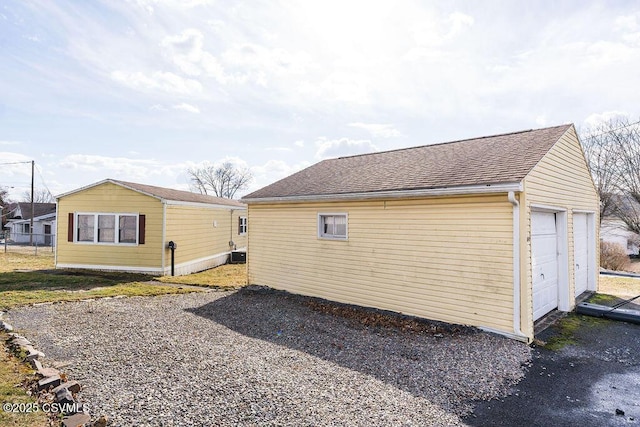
[508,191,527,341]
[161,201,167,275]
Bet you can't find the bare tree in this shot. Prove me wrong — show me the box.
[581,124,621,220]
[21,188,54,203]
[0,186,11,207]
[580,117,640,232]
[0,186,11,228]
[188,162,252,199]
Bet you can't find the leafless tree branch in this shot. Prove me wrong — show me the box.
[187,162,252,199]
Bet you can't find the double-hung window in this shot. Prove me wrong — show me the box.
[238,216,247,235]
[318,213,348,240]
[75,213,139,244]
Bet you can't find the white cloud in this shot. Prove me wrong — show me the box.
[349,122,403,138]
[448,12,474,36]
[110,70,203,95]
[410,11,474,48]
[535,115,548,126]
[248,159,310,195]
[294,140,304,148]
[0,152,31,169]
[615,14,638,32]
[161,29,207,77]
[315,137,377,160]
[0,140,22,146]
[173,103,200,113]
[583,111,630,129]
[265,147,292,152]
[299,72,371,105]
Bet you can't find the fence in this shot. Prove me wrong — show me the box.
[2,231,55,254]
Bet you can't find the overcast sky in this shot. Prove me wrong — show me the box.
[1,0,639,201]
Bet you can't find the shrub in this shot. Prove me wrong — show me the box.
[600,241,630,271]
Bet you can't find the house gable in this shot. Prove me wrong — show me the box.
[56,181,164,270]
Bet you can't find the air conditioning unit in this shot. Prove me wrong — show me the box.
[230,250,246,264]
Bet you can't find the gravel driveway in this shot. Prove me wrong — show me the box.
[6,287,531,426]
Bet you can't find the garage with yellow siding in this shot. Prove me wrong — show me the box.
[243,124,599,342]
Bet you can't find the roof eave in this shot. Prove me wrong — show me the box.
[162,199,247,209]
[242,182,523,204]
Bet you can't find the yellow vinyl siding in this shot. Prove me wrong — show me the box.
[248,194,514,332]
[56,183,163,268]
[521,126,600,336]
[164,205,247,264]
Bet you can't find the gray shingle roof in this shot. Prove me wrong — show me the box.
[112,180,246,208]
[7,203,56,219]
[243,124,573,201]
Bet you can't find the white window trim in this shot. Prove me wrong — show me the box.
[239,216,247,235]
[75,212,139,245]
[317,213,348,240]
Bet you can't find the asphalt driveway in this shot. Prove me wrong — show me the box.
[464,313,640,427]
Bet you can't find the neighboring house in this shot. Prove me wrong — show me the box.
[56,179,247,276]
[601,218,639,255]
[600,194,640,256]
[242,124,599,343]
[4,202,57,246]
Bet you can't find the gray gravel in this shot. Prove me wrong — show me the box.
[6,287,531,426]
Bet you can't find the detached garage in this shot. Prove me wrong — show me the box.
[242,124,599,342]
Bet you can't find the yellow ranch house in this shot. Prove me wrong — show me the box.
[242,124,599,342]
[56,179,247,276]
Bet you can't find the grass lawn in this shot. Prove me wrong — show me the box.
[0,332,48,427]
[599,274,640,299]
[0,252,203,311]
[156,263,247,288]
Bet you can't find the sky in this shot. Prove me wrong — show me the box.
[1,0,639,201]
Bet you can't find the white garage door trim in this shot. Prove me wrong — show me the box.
[531,207,569,321]
[573,211,596,297]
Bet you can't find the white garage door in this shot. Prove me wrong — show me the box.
[532,211,559,320]
[573,213,589,296]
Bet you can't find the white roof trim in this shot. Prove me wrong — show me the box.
[243,182,523,204]
[163,200,247,209]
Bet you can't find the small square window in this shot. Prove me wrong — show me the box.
[318,214,347,240]
[238,216,247,235]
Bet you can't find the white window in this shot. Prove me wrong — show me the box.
[76,213,138,244]
[318,213,348,240]
[22,224,30,233]
[239,216,247,235]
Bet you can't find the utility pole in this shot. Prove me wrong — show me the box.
[30,160,34,246]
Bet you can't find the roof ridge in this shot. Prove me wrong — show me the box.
[336,123,572,160]
[110,179,246,206]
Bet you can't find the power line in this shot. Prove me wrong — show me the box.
[34,164,55,201]
[0,161,32,166]
[582,119,640,140]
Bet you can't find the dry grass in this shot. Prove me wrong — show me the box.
[0,252,55,273]
[0,332,48,427]
[0,252,204,311]
[158,264,247,288]
[599,275,640,299]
